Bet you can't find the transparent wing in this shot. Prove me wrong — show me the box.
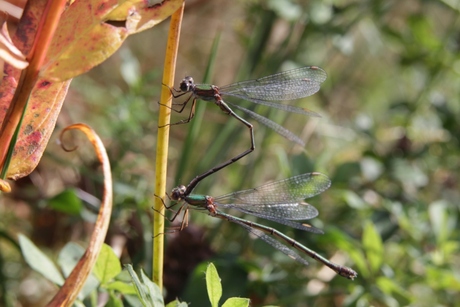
[228,202,323,233]
[216,173,331,205]
[228,102,305,146]
[215,173,331,221]
[220,66,327,105]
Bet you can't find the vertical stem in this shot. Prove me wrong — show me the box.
[152,1,185,290]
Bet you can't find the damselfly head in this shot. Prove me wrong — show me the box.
[170,185,187,201]
[180,76,195,92]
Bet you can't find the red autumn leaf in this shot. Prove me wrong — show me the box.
[0,0,183,180]
[42,0,183,81]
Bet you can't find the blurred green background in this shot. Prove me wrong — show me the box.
[2,0,460,306]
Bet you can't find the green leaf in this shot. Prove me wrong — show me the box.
[408,14,441,49]
[104,280,137,295]
[342,190,367,209]
[124,264,163,307]
[94,243,122,284]
[125,264,146,305]
[362,222,383,274]
[106,292,124,307]
[140,269,164,306]
[429,200,450,244]
[206,263,222,307]
[376,276,412,304]
[324,227,365,277]
[124,294,144,307]
[221,297,251,307]
[165,300,189,307]
[57,242,99,299]
[48,188,83,215]
[18,234,64,285]
[426,266,460,291]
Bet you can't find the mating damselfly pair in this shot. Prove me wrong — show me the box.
[160,67,357,279]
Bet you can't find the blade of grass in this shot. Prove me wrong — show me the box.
[153,1,185,290]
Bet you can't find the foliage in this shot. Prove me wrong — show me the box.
[0,0,183,180]
[205,263,250,307]
[1,0,460,306]
[19,239,139,305]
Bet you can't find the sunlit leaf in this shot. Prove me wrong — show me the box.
[104,281,137,295]
[42,0,184,81]
[362,222,383,274]
[93,243,122,284]
[0,0,184,180]
[429,200,449,244]
[222,297,251,307]
[1,74,71,179]
[206,263,222,307]
[426,266,460,291]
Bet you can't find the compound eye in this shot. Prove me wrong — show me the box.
[171,185,186,200]
[171,192,178,200]
[180,76,194,92]
[179,80,188,92]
